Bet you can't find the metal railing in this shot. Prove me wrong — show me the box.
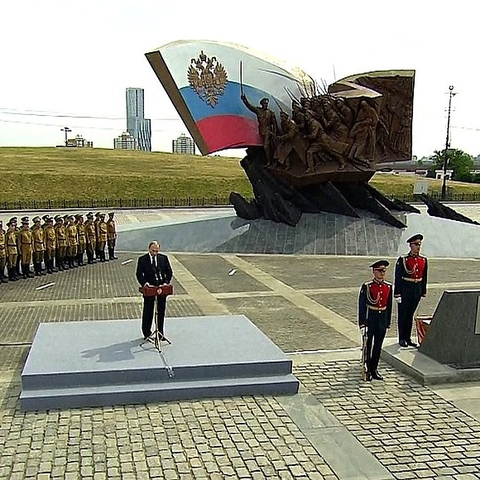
[0,192,479,211]
[389,192,480,203]
[0,196,236,211]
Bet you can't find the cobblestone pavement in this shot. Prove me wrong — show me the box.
[0,209,480,479]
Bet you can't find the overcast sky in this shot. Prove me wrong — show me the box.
[1,0,478,158]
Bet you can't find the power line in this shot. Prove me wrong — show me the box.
[0,107,181,122]
[451,125,480,132]
[0,118,184,133]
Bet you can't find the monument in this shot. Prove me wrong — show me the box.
[146,40,417,227]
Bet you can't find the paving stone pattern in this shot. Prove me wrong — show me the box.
[1,213,480,478]
[295,361,480,479]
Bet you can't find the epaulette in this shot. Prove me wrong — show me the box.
[364,280,373,286]
[384,280,393,286]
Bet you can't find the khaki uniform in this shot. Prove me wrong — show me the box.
[97,219,108,262]
[44,224,57,273]
[0,227,7,282]
[66,222,78,268]
[6,229,18,280]
[107,217,117,260]
[32,225,46,275]
[94,217,100,258]
[85,219,96,263]
[55,222,68,270]
[17,227,33,277]
[77,220,86,265]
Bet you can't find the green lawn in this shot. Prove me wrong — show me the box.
[0,147,478,202]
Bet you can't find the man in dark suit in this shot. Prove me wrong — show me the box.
[136,241,173,339]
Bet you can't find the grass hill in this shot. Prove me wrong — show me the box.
[0,147,479,203]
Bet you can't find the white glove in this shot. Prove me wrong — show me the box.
[395,297,402,304]
[360,326,367,336]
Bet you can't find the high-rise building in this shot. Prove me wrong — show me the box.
[114,132,137,150]
[125,87,151,151]
[172,133,195,155]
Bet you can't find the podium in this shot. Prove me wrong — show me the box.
[140,283,174,356]
[141,284,173,297]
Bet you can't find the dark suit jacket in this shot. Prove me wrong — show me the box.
[136,253,173,287]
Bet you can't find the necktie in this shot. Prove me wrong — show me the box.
[152,256,156,267]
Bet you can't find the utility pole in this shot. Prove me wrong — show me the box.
[441,86,456,200]
[61,126,72,147]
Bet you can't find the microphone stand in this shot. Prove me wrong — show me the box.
[140,261,174,377]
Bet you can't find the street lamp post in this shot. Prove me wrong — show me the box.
[441,86,456,200]
[61,127,72,147]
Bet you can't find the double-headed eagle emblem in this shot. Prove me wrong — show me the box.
[187,50,228,108]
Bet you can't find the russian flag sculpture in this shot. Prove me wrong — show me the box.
[146,40,315,155]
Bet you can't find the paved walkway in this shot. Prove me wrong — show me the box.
[0,209,479,479]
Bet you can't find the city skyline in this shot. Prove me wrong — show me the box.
[1,1,480,159]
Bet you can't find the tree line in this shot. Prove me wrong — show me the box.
[426,149,480,183]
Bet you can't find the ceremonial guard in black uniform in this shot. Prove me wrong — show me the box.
[394,234,428,348]
[358,260,393,381]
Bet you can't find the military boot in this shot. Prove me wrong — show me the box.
[0,269,9,283]
[21,264,29,279]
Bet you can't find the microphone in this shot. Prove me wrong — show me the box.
[153,263,164,284]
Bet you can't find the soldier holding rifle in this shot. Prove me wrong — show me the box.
[358,260,392,381]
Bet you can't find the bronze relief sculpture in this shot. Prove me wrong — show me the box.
[146,41,415,227]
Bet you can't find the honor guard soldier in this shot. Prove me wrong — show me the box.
[18,217,34,279]
[55,215,68,271]
[42,214,49,229]
[0,220,8,283]
[31,216,46,276]
[66,215,78,268]
[9,217,21,277]
[394,234,428,348]
[85,212,96,264]
[106,212,118,260]
[358,260,392,381]
[94,212,101,260]
[97,213,108,262]
[6,221,19,281]
[76,214,86,266]
[44,216,57,273]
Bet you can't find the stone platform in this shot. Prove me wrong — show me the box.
[382,338,480,385]
[117,208,480,258]
[20,315,299,411]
